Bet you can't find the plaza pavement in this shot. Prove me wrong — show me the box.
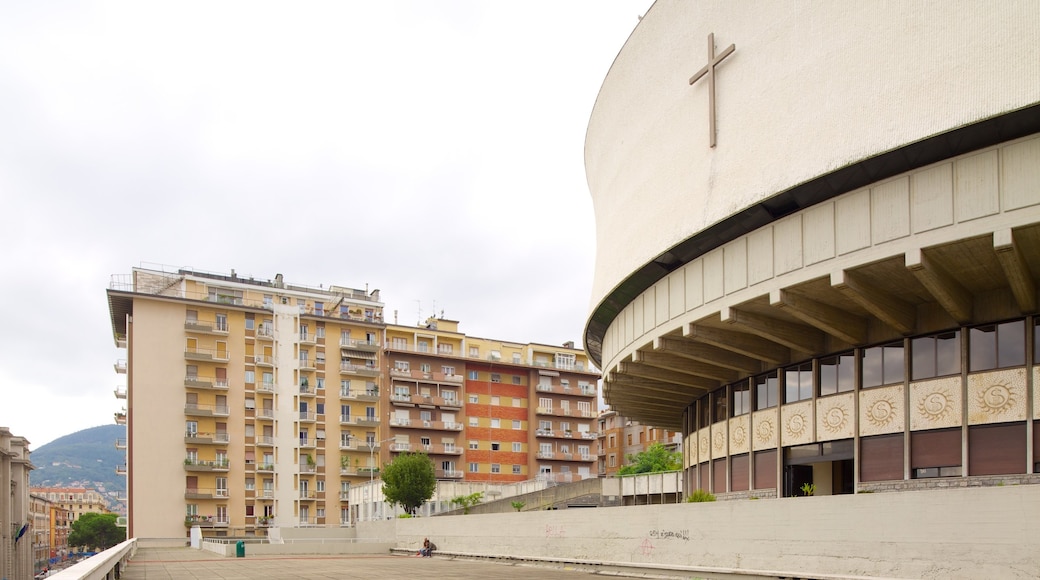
[119,546,626,579]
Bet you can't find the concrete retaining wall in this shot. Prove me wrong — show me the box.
[381,485,1040,579]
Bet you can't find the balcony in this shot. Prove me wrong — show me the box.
[341,338,380,353]
[184,318,229,335]
[537,451,555,459]
[258,381,275,393]
[184,346,229,362]
[389,419,462,431]
[357,442,380,453]
[184,514,228,528]
[389,369,463,385]
[254,354,275,367]
[258,436,276,447]
[114,359,127,374]
[339,440,358,451]
[355,416,380,427]
[114,411,126,425]
[184,431,228,444]
[183,459,230,472]
[298,333,317,346]
[185,487,216,499]
[339,363,379,377]
[256,409,275,421]
[299,463,317,474]
[390,442,411,452]
[298,358,316,371]
[114,386,127,399]
[340,388,379,402]
[115,438,127,450]
[256,463,275,473]
[184,375,229,390]
[115,464,127,475]
[424,444,462,456]
[298,411,316,422]
[256,327,274,341]
[298,438,316,449]
[435,469,463,479]
[299,490,318,501]
[299,382,315,395]
[184,404,230,417]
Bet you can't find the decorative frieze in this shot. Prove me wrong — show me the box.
[909,376,962,431]
[752,408,778,451]
[967,368,1027,425]
[781,401,814,446]
[859,384,905,436]
[729,414,750,455]
[816,392,855,442]
[711,421,728,460]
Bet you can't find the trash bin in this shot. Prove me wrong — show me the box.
[235,541,245,558]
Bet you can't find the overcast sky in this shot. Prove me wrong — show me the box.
[0,1,652,449]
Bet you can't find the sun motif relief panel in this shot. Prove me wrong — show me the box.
[698,428,711,463]
[967,368,1026,425]
[729,415,750,455]
[815,392,855,442]
[711,421,728,460]
[752,409,778,451]
[781,401,814,446]
[909,376,962,431]
[859,384,904,436]
[1034,367,1040,420]
[686,431,698,467]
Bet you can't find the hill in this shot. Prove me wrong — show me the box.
[30,424,126,512]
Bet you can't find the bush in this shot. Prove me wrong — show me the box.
[687,489,716,502]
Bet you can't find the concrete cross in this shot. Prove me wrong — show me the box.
[689,32,736,148]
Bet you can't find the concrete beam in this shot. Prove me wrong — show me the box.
[653,336,762,374]
[993,229,1037,313]
[905,248,973,324]
[769,289,867,345]
[633,349,738,383]
[617,362,719,390]
[831,269,916,334]
[720,306,826,354]
[684,324,790,365]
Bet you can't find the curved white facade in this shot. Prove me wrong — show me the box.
[586,1,1040,368]
[584,0,1040,504]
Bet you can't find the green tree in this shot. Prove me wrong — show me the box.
[67,512,125,550]
[381,452,436,515]
[450,492,484,514]
[617,442,681,475]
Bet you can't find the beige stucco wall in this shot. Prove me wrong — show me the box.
[586,0,1040,325]
[387,485,1040,578]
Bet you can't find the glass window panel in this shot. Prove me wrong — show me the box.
[755,373,778,410]
[882,343,905,385]
[997,320,1025,368]
[970,325,997,371]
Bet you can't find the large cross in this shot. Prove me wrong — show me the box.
[689,33,735,148]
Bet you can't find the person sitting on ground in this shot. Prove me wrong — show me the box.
[423,540,437,557]
[418,537,430,557]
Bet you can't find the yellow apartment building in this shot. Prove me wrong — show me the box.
[107,266,598,539]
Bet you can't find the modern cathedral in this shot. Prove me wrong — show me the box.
[584,1,1040,499]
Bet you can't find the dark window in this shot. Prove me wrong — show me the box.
[784,362,813,403]
[713,390,728,423]
[911,330,961,380]
[968,422,1026,476]
[860,433,904,482]
[753,449,777,490]
[755,372,778,410]
[819,352,855,396]
[730,453,749,492]
[712,458,727,493]
[698,397,710,430]
[910,427,961,476]
[862,341,905,388]
[970,320,1025,371]
[732,382,751,416]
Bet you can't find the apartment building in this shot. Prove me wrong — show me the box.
[30,488,109,524]
[108,266,598,539]
[384,323,600,484]
[1,427,33,580]
[596,409,682,477]
[28,494,70,574]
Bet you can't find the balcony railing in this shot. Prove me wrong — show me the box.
[258,381,275,393]
[115,438,127,450]
[183,459,230,471]
[389,369,463,384]
[256,327,274,340]
[339,363,379,377]
[435,469,463,479]
[184,404,230,417]
[257,409,275,420]
[340,338,381,352]
[114,386,127,399]
[114,359,127,374]
[298,411,316,422]
[185,347,229,362]
[184,375,229,390]
[114,411,127,425]
[340,388,379,401]
[254,354,274,367]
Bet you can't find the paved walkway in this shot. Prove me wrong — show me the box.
[120,547,620,579]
